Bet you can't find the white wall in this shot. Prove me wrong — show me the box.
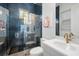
[71,4,79,38]
[59,3,79,38]
[42,3,56,39]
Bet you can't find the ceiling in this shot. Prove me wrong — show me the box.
[34,3,42,6]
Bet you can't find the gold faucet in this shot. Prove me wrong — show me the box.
[69,32,74,41]
[64,33,69,43]
[64,32,74,43]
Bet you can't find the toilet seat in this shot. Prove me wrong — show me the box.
[30,47,43,56]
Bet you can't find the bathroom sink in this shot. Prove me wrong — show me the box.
[65,43,79,51]
[52,41,67,49]
[42,38,79,56]
[66,44,76,50]
[50,39,79,51]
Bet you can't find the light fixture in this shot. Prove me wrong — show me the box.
[43,16,50,28]
[19,9,24,19]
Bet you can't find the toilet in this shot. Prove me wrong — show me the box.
[30,47,43,56]
[30,38,45,56]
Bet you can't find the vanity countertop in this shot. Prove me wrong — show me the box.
[42,39,79,56]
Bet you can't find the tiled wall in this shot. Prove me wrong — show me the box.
[42,3,56,39]
[0,3,42,40]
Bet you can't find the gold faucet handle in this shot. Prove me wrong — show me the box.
[69,32,74,39]
[70,32,74,36]
[64,33,69,43]
[64,33,67,38]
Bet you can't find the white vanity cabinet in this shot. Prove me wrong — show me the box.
[60,4,79,37]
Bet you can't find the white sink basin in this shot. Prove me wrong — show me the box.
[42,38,79,56]
[66,44,76,51]
[53,39,78,50]
[52,41,67,49]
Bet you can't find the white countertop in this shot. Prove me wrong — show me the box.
[42,39,79,56]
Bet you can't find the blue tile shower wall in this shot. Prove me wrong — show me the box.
[0,3,8,9]
[0,3,42,40]
[34,4,42,15]
[8,3,35,40]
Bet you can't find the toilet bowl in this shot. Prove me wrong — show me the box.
[30,47,43,56]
